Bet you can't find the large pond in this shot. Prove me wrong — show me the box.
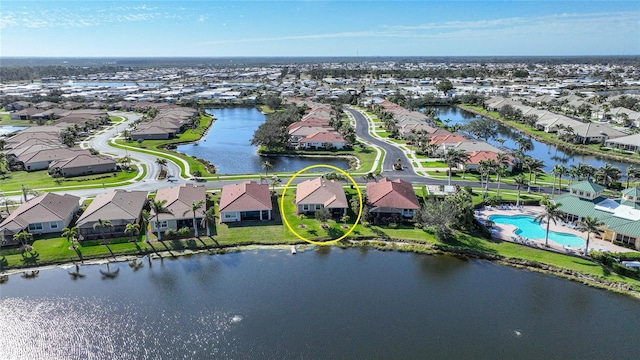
[177,108,349,174]
[1,249,639,359]
[435,106,632,175]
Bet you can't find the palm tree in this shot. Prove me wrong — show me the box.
[0,193,15,214]
[551,164,567,194]
[20,185,39,203]
[495,166,508,198]
[183,200,205,237]
[513,174,528,207]
[578,163,596,181]
[200,207,217,237]
[149,199,173,241]
[577,216,604,256]
[626,166,638,189]
[140,209,151,242]
[93,219,113,242]
[61,226,79,243]
[595,164,622,188]
[534,202,564,248]
[13,231,33,254]
[261,160,273,176]
[124,223,140,243]
[443,148,470,186]
[156,158,168,167]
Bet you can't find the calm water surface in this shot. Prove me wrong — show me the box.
[2,249,640,359]
[436,106,632,174]
[177,108,348,174]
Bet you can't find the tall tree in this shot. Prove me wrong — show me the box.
[61,226,78,243]
[200,207,217,237]
[577,216,604,256]
[124,223,140,243]
[595,164,622,188]
[141,209,151,242]
[261,160,273,176]
[626,166,638,189]
[93,219,113,241]
[183,200,205,237]
[513,174,528,207]
[149,199,173,241]
[534,202,564,248]
[551,164,567,194]
[443,148,470,186]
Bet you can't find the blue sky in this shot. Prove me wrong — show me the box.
[1,1,638,57]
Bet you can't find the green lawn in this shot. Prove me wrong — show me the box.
[420,161,448,167]
[0,166,140,193]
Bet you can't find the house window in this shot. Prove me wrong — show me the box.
[224,212,236,219]
[50,222,59,229]
[157,220,168,229]
[302,204,310,211]
[28,223,43,231]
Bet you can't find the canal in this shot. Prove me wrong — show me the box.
[435,106,632,175]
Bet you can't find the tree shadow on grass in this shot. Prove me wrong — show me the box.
[21,251,40,265]
[159,241,176,257]
[371,227,390,240]
[0,256,8,271]
[326,227,345,239]
[185,239,198,250]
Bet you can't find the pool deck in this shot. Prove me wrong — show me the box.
[475,205,632,256]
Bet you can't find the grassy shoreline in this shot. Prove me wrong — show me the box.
[458,104,640,165]
[3,234,639,299]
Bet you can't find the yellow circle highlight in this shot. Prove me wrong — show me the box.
[280,164,363,245]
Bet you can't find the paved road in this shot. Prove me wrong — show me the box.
[346,108,416,176]
[5,110,551,202]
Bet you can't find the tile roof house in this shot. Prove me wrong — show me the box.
[564,122,627,144]
[298,131,346,150]
[18,148,92,172]
[366,178,420,220]
[296,178,348,216]
[48,154,117,178]
[151,184,207,236]
[553,181,640,250]
[75,190,148,241]
[0,193,80,245]
[219,181,272,223]
[463,151,515,173]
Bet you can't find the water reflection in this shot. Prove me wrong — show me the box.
[435,106,632,174]
[2,250,640,359]
[177,108,348,174]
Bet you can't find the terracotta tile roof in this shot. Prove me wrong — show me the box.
[219,181,272,212]
[49,154,116,170]
[299,131,345,144]
[465,151,514,165]
[366,178,420,210]
[153,184,207,221]
[76,190,148,227]
[429,134,469,146]
[296,178,348,209]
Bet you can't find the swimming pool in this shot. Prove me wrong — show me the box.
[488,215,585,247]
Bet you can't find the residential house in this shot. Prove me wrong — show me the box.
[553,181,640,250]
[48,154,118,177]
[0,193,80,245]
[75,190,148,240]
[150,184,207,236]
[564,122,627,144]
[219,181,273,223]
[463,151,515,173]
[298,131,346,150]
[18,148,92,171]
[604,134,640,153]
[366,178,420,221]
[296,177,348,216]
